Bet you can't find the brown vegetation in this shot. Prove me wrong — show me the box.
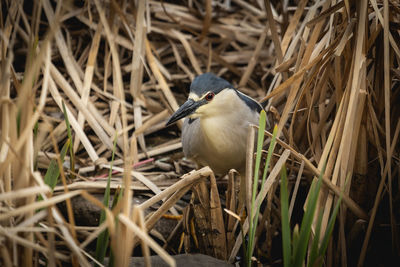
[0,0,399,266]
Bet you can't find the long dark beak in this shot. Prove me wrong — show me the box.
[166,99,202,126]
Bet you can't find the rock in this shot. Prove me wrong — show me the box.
[107,254,233,267]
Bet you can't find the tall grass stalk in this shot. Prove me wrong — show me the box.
[280,165,291,267]
[280,163,344,267]
[95,135,118,265]
[38,102,72,200]
[61,101,75,179]
[247,110,278,266]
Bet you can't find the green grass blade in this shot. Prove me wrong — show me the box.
[108,187,124,267]
[280,164,291,267]
[108,250,115,267]
[318,198,341,259]
[250,124,278,256]
[246,110,267,265]
[43,139,70,190]
[317,201,339,265]
[251,110,267,215]
[95,135,118,265]
[254,124,278,220]
[111,186,122,210]
[318,174,347,261]
[37,139,70,202]
[61,101,75,179]
[293,163,326,266]
[308,209,323,267]
[260,125,278,187]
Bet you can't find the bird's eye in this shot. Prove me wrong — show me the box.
[205,92,214,101]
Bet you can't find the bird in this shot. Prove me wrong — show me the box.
[166,73,263,175]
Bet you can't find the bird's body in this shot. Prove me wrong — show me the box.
[182,89,259,174]
[167,73,262,175]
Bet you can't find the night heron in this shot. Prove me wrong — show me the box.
[166,73,263,175]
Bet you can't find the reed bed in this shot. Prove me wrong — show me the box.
[0,0,399,266]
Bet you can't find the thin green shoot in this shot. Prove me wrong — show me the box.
[280,162,344,267]
[61,101,75,179]
[280,164,291,267]
[95,134,118,265]
[37,139,70,202]
[308,209,324,267]
[108,186,124,267]
[318,174,347,260]
[247,109,279,266]
[246,110,266,266]
[292,163,326,267]
[250,123,278,252]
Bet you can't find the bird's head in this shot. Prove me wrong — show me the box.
[166,73,236,125]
